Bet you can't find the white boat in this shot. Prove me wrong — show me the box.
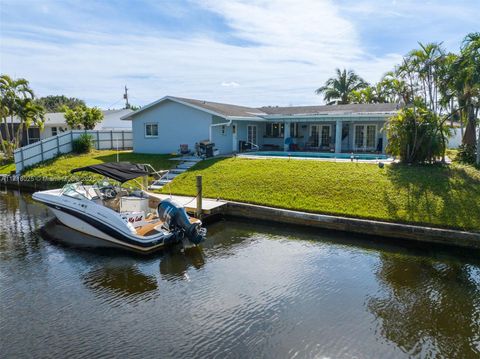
[32,162,206,253]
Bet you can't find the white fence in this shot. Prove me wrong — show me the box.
[14,130,133,174]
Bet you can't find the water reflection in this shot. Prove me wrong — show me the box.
[159,246,205,281]
[83,265,158,300]
[367,255,480,358]
[3,189,480,358]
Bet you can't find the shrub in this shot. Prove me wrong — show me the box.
[72,134,94,154]
[386,105,449,163]
[457,144,476,164]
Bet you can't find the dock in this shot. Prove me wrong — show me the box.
[147,193,227,215]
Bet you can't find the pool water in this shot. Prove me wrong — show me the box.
[243,151,391,160]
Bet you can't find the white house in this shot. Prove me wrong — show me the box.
[121,96,400,155]
[3,109,133,146]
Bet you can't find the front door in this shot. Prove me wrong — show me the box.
[247,125,257,145]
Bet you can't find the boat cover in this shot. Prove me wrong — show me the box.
[71,162,149,183]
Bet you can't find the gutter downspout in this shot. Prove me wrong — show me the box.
[209,118,232,142]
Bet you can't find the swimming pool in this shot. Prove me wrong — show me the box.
[241,151,391,160]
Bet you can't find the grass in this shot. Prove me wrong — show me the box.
[161,157,480,231]
[22,150,178,183]
[0,162,15,174]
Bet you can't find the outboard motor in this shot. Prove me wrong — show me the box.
[157,199,206,245]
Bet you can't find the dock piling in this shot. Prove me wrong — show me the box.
[196,175,202,219]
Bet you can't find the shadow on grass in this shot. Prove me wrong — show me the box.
[383,163,480,230]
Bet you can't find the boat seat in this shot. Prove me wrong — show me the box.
[135,220,164,237]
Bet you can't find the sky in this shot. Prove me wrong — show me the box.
[0,0,479,108]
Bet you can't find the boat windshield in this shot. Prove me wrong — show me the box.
[61,182,96,200]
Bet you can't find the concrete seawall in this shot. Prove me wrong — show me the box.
[4,176,480,250]
[225,201,480,250]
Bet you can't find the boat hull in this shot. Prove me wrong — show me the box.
[41,201,176,253]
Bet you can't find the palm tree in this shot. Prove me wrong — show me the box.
[315,68,368,105]
[0,74,42,158]
[441,33,480,161]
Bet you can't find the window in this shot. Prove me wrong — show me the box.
[145,123,158,137]
[221,125,226,135]
[232,124,237,135]
[51,127,58,136]
[265,123,284,137]
[290,123,299,137]
[366,125,376,148]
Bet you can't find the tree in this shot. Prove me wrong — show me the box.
[36,95,85,112]
[348,84,390,104]
[315,68,368,105]
[0,74,44,158]
[446,33,480,163]
[386,103,449,163]
[63,105,103,130]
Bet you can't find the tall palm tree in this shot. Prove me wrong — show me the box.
[443,33,480,159]
[0,74,40,158]
[315,68,368,105]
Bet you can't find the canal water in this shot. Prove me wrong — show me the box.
[1,190,480,358]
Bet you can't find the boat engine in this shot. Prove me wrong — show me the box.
[157,199,206,245]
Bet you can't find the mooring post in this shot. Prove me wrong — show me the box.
[196,175,203,219]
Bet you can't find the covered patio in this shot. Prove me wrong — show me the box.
[234,117,388,154]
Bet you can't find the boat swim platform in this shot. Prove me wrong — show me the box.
[147,193,227,215]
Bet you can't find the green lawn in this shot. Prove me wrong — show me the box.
[161,157,480,231]
[0,162,15,174]
[23,150,178,182]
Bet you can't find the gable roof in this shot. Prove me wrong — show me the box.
[122,95,400,121]
[170,96,267,117]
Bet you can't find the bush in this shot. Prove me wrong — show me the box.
[72,134,94,154]
[457,144,476,164]
[386,105,449,163]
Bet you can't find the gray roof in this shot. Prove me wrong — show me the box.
[123,95,401,120]
[170,96,267,117]
[259,103,400,116]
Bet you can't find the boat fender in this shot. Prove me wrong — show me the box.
[157,199,206,245]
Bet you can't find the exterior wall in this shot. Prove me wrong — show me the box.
[236,121,266,149]
[131,100,212,154]
[210,116,233,154]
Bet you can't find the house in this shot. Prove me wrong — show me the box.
[1,109,133,146]
[121,96,399,155]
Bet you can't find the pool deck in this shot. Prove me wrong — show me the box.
[237,152,395,163]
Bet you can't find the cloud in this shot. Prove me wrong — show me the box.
[2,0,474,108]
[221,82,240,88]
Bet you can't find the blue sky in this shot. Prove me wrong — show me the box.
[1,0,478,108]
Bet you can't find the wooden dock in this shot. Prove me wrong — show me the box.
[147,193,227,215]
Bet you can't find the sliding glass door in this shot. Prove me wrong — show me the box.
[247,125,257,145]
[354,124,377,151]
[310,125,331,148]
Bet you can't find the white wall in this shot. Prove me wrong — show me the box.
[448,127,462,149]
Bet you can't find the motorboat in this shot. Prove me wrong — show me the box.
[32,162,206,253]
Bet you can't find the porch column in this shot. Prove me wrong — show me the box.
[284,121,290,151]
[335,119,342,153]
[232,121,238,153]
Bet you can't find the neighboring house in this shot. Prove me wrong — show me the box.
[1,109,133,146]
[122,96,399,155]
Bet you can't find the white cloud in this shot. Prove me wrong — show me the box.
[221,81,240,88]
[1,0,407,108]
